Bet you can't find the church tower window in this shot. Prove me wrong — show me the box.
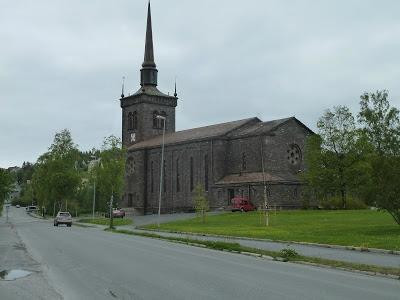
[160,111,167,129]
[128,111,138,131]
[153,111,159,128]
[132,111,138,130]
[128,112,133,130]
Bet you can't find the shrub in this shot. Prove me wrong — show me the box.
[320,196,367,210]
[279,248,299,260]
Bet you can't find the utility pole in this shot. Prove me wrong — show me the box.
[91,155,99,220]
[109,188,114,229]
[260,138,269,227]
[5,204,10,223]
[156,115,166,228]
[92,179,96,220]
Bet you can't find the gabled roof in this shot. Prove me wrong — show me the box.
[228,116,314,138]
[128,117,259,151]
[128,116,313,151]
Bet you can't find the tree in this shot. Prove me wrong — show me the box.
[358,90,400,224]
[31,129,81,215]
[0,168,13,214]
[303,106,366,208]
[16,162,34,185]
[93,136,126,228]
[194,184,209,223]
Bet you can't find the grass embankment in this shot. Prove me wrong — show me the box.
[105,228,400,278]
[144,210,400,251]
[78,218,132,226]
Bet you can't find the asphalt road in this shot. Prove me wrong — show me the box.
[5,207,400,299]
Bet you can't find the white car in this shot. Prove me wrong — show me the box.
[54,212,72,227]
[16,205,20,208]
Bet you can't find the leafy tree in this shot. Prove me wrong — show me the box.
[0,168,13,214]
[358,90,400,224]
[303,106,367,208]
[93,136,126,227]
[31,129,81,215]
[16,162,34,185]
[194,184,209,223]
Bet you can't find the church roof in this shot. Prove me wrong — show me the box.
[228,117,313,137]
[215,171,300,185]
[128,116,313,151]
[128,117,259,151]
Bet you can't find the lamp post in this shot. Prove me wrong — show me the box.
[90,156,99,220]
[156,115,166,227]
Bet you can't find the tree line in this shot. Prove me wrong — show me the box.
[10,129,126,217]
[303,90,400,225]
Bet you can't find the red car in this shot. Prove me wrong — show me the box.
[231,197,256,212]
[106,208,126,218]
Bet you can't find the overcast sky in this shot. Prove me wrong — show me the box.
[1,0,400,168]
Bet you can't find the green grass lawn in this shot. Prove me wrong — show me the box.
[145,210,400,251]
[78,218,132,226]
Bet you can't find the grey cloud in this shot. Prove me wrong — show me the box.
[1,0,400,167]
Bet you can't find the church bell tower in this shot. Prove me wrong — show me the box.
[120,2,178,148]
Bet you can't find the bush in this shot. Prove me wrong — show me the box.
[279,248,299,260]
[319,196,367,210]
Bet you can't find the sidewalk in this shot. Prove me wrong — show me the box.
[0,215,61,300]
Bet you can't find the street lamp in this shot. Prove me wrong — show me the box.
[90,156,100,220]
[156,115,166,227]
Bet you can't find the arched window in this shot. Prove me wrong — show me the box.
[150,161,154,193]
[190,157,194,191]
[160,111,167,129]
[176,158,180,192]
[242,153,247,171]
[153,111,159,128]
[128,112,133,130]
[132,111,138,130]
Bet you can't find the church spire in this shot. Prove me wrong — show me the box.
[140,1,158,87]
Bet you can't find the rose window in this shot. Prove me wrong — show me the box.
[287,144,301,165]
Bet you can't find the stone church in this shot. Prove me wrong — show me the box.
[120,3,313,214]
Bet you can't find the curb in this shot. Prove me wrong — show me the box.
[136,227,400,256]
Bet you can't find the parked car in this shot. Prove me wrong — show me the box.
[54,211,72,227]
[26,205,38,212]
[16,205,20,208]
[105,208,126,218]
[231,197,256,212]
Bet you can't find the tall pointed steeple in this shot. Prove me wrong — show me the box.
[140,1,158,86]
